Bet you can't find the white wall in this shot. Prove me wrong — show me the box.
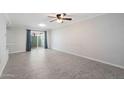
[47,30,52,48]
[51,14,124,68]
[0,14,8,76]
[7,27,26,53]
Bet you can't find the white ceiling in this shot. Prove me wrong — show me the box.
[6,13,104,31]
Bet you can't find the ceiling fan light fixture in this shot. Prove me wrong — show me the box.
[60,13,64,18]
[57,19,63,23]
[48,13,72,23]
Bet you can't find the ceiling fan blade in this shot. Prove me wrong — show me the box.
[63,18,72,20]
[48,16,56,18]
[50,19,57,22]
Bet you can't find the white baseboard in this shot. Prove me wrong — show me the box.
[9,50,26,54]
[52,48,124,69]
[0,49,9,76]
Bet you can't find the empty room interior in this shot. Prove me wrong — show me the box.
[0,13,124,79]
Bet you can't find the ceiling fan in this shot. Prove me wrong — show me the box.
[48,13,72,23]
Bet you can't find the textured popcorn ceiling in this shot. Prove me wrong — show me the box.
[6,13,104,30]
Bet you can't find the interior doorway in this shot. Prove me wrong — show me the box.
[31,31,44,49]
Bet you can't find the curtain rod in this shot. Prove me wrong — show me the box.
[31,30,44,31]
[27,29,47,31]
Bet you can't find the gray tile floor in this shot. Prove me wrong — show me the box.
[1,48,124,79]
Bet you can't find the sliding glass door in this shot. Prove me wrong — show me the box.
[31,31,44,48]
